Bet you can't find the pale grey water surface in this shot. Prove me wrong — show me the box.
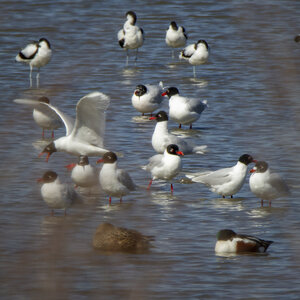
[0,0,300,299]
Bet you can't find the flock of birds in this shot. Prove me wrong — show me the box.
[13,11,291,254]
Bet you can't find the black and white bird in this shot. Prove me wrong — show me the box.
[39,92,110,162]
[14,96,63,139]
[131,82,164,116]
[179,40,209,77]
[144,144,184,193]
[162,87,207,129]
[215,229,273,254]
[150,111,207,155]
[97,152,136,204]
[15,38,52,88]
[249,161,290,207]
[37,170,80,215]
[186,154,256,198]
[118,11,144,64]
[65,155,99,189]
[165,21,188,58]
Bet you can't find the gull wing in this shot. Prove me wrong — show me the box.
[188,167,234,186]
[117,169,136,191]
[70,92,110,147]
[269,172,290,196]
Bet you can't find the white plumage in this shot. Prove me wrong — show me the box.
[131,82,164,115]
[165,21,187,58]
[16,38,52,87]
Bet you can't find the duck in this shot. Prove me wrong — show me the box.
[93,222,153,253]
[215,229,273,254]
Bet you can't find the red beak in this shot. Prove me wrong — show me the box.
[250,168,256,173]
[134,91,139,96]
[176,151,184,156]
[96,158,104,164]
[37,178,44,183]
[38,151,51,162]
[65,163,76,171]
[149,116,156,120]
[161,92,167,96]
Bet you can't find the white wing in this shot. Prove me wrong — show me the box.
[70,92,110,147]
[187,167,234,186]
[180,43,195,59]
[13,98,65,128]
[16,42,38,60]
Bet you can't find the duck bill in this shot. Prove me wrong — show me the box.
[65,163,76,171]
[96,158,104,164]
[161,92,167,96]
[176,151,184,156]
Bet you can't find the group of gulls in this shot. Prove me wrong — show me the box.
[14,11,291,254]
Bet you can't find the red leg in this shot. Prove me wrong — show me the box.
[179,124,182,129]
[261,199,264,207]
[269,200,272,207]
[109,196,112,204]
[147,179,153,190]
[171,183,174,194]
[51,130,54,139]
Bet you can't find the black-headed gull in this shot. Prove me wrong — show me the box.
[65,155,99,188]
[39,91,110,162]
[118,11,144,64]
[249,161,290,207]
[14,96,63,139]
[15,38,52,88]
[186,154,256,198]
[37,170,80,216]
[215,229,273,254]
[144,144,184,193]
[179,39,209,77]
[162,87,207,129]
[165,21,188,58]
[132,82,164,116]
[93,222,154,252]
[150,111,207,155]
[97,151,136,204]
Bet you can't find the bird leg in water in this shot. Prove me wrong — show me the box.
[147,179,153,190]
[171,183,174,194]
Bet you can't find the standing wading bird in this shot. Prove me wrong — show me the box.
[97,152,136,204]
[15,38,52,88]
[186,154,256,198]
[37,170,80,216]
[131,82,164,116]
[65,155,99,189]
[249,161,290,207]
[144,144,184,194]
[179,39,209,77]
[39,92,110,162]
[162,87,207,129]
[118,11,144,65]
[13,96,63,139]
[165,21,188,58]
[150,111,207,155]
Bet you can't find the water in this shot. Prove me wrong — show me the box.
[1,0,300,299]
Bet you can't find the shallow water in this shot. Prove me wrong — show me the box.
[1,0,300,299]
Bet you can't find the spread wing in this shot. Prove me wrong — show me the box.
[70,92,110,147]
